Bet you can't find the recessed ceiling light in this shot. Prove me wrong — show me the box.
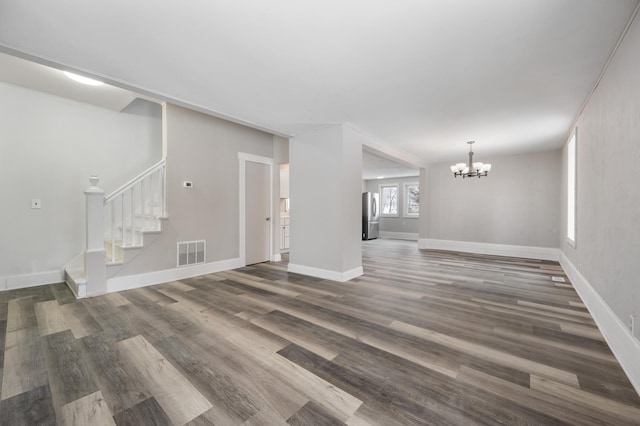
[377,176,385,179]
[64,71,104,86]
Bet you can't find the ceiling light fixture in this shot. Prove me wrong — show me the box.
[64,71,104,86]
[450,141,492,178]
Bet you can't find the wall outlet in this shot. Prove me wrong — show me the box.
[630,315,636,334]
[31,198,41,209]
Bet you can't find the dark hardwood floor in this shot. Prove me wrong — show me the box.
[1,239,639,425]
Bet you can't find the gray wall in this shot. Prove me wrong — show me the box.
[0,81,161,282]
[364,175,420,235]
[273,135,289,164]
[290,125,341,271]
[561,12,640,337]
[108,103,274,277]
[290,124,362,274]
[427,149,561,247]
[342,126,366,271]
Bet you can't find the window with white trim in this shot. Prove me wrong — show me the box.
[379,184,399,216]
[403,182,419,217]
[567,131,576,246]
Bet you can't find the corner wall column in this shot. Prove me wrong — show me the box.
[288,124,363,281]
[418,167,429,249]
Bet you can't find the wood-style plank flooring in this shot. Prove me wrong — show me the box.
[1,239,639,425]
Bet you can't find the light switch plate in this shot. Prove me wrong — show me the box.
[31,199,41,209]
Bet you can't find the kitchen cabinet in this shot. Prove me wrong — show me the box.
[280,217,289,251]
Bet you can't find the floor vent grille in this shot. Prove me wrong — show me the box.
[177,240,206,267]
[551,276,566,283]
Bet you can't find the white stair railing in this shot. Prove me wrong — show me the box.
[104,159,166,263]
[65,161,167,298]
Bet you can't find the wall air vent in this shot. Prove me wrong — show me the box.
[177,240,206,267]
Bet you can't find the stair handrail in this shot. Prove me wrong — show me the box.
[105,159,166,203]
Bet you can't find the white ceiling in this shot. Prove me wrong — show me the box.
[0,50,417,180]
[0,53,156,111]
[362,150,419,180]
[0,0,638,166]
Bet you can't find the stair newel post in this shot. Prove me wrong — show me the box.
[85,175,107,296]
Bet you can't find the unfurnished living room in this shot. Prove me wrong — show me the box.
[1,1,639,425]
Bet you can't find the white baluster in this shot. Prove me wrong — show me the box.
[150,171,156,217]
[161,163,167,217]
[140,179,145,232]
[121,193,125,247]
[110,202,115,262]
[130,187,135,245]
[149,173,153,218]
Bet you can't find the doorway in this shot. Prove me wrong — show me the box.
[238,153,273,266]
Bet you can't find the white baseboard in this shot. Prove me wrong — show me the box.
[288,263,363,282]
[418,238,559,261]
[67,281,86,299]
[107,257,243,293]
[0,269,64,292]
[63,271,87,299]
[379,231,418,241]
[559,252,640,396]
[271,254,282,262]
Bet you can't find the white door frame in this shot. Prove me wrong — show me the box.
[238,152,274,266]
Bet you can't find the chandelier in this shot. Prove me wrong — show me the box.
[450,141,492,178]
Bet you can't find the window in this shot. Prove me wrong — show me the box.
[567,131,576,246]
[403,182,420,217]
[379,184,399,216]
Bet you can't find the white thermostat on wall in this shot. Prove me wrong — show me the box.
[183,181,194,188]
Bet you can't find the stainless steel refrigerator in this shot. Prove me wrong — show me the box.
[362,192,379,240]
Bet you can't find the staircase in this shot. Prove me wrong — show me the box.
[64,160,167,298]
